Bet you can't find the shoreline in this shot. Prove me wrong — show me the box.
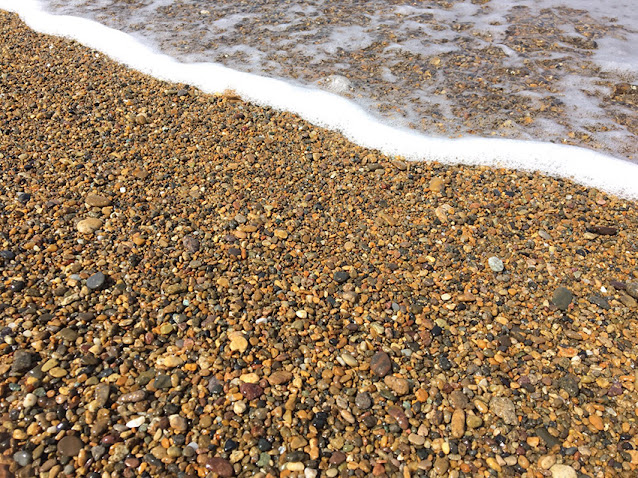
[2,0,638,200]
[2,10,638,478]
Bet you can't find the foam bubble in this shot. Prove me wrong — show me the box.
[2,0,638,200]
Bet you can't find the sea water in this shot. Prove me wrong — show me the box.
[1,0,637,199]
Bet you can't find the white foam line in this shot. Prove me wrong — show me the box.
[3,0,638,200]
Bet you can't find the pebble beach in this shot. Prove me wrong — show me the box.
[2,9,638,478]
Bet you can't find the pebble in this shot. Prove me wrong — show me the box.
[86,271,106,290]
[268,371,293,386]
[57,435,83,457]
[549,464,578,478]
[370,351,393,377]
[451,409,466,438]
[489,397,517,425]
[205,457,234,477]
[488,256,504,272]
[12,451,31,467]
[552,287,573,310]
[85,194,111,207]
[76,217,103,234]
[384,375,409,395]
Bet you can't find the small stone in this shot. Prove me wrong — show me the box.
[118,390,146,403]
[13,450,31,467]
[490,397,517,425]
[11,350,33,375]
[77,218,103,234]
[589,414,604,431]
[85,194,111,207]
[488,256,504,272]
[182,235,200,252]
[333,270,349,284]
[387,406,409,429]
[587,225,617,235]
[466,414,483,429]
[429,177,445,193]
[451,409,465,438]
[551,287,573,311]
[370,351,393,377]
[86,272,106,290]
[165,283,186,295]
[558,374,580,398]
[355,392,372,410]
[340,352,358,367]
[126,416,145,428]
[329,451,346,465]
[449,390,469,409]
[169,415,188,432]
[588,294,610,309]
[205,457,234,477]
[57,435,83,457]
[549,464,577,478]
[240,383,263,400]
[23,393,37,408]
[0,250,16,260]
[627,282,638,299]
[384,375,410,395]
[228,332,248,353]
[536,427,560,448]
[539,455,557,469]
[433,456,449,475]
[268,370,293,386]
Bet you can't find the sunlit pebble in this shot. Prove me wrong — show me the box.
[120,187,126,193]
[600,286,607,293]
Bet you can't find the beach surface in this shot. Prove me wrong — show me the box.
[2,10,638,478]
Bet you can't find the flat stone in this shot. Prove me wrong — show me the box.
[370,351,393,377]
[11,350,33,375]
[333,270,350,284]
[449,390,469,409]
[57,435,83,457]
[228,332,248,353]
[551,287,573,311]
[488,256,504,272]
[85,194,111,207]
[95,383,110,407]
[536,427,561,448]
[268,370,293,386]
[549,464,577,478]
[86,272,106,290]
[627,282,638,299]
[384,375,409,395]
[355,392,372,410]
[239,383,263,400]
[77,217,103,234]
[205,457,234,477]
[451,409,465,438]
[182,235,200,252]
[118,390,146,403]
[557,374,580,398]
[490,397,517,425]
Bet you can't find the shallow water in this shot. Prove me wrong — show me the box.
[41,0,638,161]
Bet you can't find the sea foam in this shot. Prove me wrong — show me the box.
[1,0,638,200]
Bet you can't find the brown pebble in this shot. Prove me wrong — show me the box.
[57,435,83,457]
[205,457,234,477]
[370,351,393,377]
